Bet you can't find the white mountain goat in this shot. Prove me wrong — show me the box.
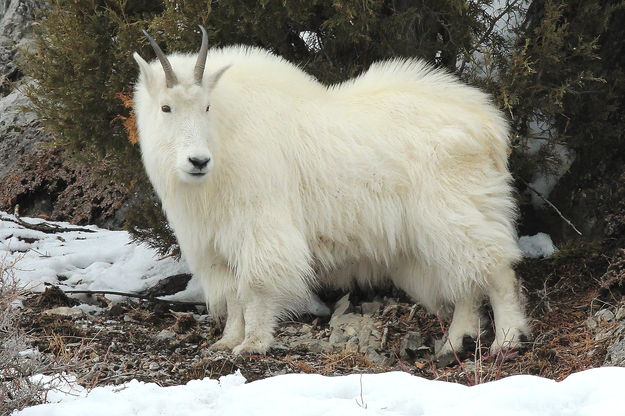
[133,26,529,356]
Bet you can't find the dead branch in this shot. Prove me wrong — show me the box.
[522,180,583,236]
[59,289,205,307]
[1,205,95,234]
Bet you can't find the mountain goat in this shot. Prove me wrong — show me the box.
[133,26,529,356]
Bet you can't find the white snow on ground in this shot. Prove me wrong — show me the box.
[2,213,619,415]
[14,367,625,416]
[519,232,557,258]
[0,212,196,302]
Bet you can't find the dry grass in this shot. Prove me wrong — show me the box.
[1,259,49,412]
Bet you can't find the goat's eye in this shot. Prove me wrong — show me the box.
[161,105,171,113]
[206,105,210,112]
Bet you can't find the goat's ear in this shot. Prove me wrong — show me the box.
[204,65,231,92]
[133,52,154,90]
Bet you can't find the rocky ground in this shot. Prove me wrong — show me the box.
[14,244,625,391]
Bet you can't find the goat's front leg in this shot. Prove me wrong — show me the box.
[210,294,245,351]
[231,288,283,355]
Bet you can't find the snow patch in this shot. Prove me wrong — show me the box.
[14,368,625,416]
[0,212,191,301]
[519,233,557,258]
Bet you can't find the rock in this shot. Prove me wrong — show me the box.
[43,306,84,318]
[604,323,625,366]
[148,362,160,371]
[361,301,382,315]
[0,0,48,179]
[328,329,348,345]
[141,274,192,298]
[156,329,176,341]
[399,331,425,361]
[328,308,381,355]
[595,309,615,322]
[364,347,392,366]
[586,316,598,329]
[331,294,352,321]
[305,340,332,353]
[345,337,360,353]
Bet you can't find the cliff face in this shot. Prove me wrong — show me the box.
[0,0,46,179]
[0,1,130,227]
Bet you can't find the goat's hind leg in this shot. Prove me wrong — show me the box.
[487,265,529,354]
[436,289,482,359]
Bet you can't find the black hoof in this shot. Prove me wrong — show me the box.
[462,335,477,352]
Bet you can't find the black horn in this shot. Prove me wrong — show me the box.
[143,30,178,88]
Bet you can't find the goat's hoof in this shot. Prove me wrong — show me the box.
[210,338,241,351]
[232,339,271,355]
[462,335,477,352]
[435,334,475,362]
[490,330,530,356]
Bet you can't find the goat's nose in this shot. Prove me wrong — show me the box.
[188,157,210,169]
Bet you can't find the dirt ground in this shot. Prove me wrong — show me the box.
[16,240,625,390]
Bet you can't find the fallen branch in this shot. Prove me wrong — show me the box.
[60,289,205,307]
[521,180,583,236]
[1,205,95,234]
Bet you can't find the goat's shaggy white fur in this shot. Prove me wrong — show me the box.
[133,44,529,355]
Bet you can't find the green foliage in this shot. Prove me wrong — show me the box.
[19,0,625,253]
[473,0,625,179]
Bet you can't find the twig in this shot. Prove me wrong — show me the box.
[521,179,583,236]
[355,374,367,409]
[59,288,205,307]
[2,205,95,234]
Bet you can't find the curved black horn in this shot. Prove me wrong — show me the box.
[143,30,178,88]
[194,25,209,85]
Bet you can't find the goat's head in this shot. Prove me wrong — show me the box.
[133,26,230,184]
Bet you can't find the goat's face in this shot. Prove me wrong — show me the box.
[139,82,219,184]
[133,27,229,185]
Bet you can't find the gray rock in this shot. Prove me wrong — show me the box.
[156,329,176,341]
[328,328,348,345]
[400,331,424,361]
[304,340,332,353]
[331,294,352,321]
[328,309,381,355]
[595,309,615,322]
[586,316,598,330]
[604,323,625,366]
[361,301,382,315]
[148,362,160,371]
[0,0,49,180]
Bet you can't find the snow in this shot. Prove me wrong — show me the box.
[13,368,625,416]
[0,212,195,302]
[519,232,557,258]
[2,213,618,415]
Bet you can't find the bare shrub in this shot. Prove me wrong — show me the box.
[0,260,49,413]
